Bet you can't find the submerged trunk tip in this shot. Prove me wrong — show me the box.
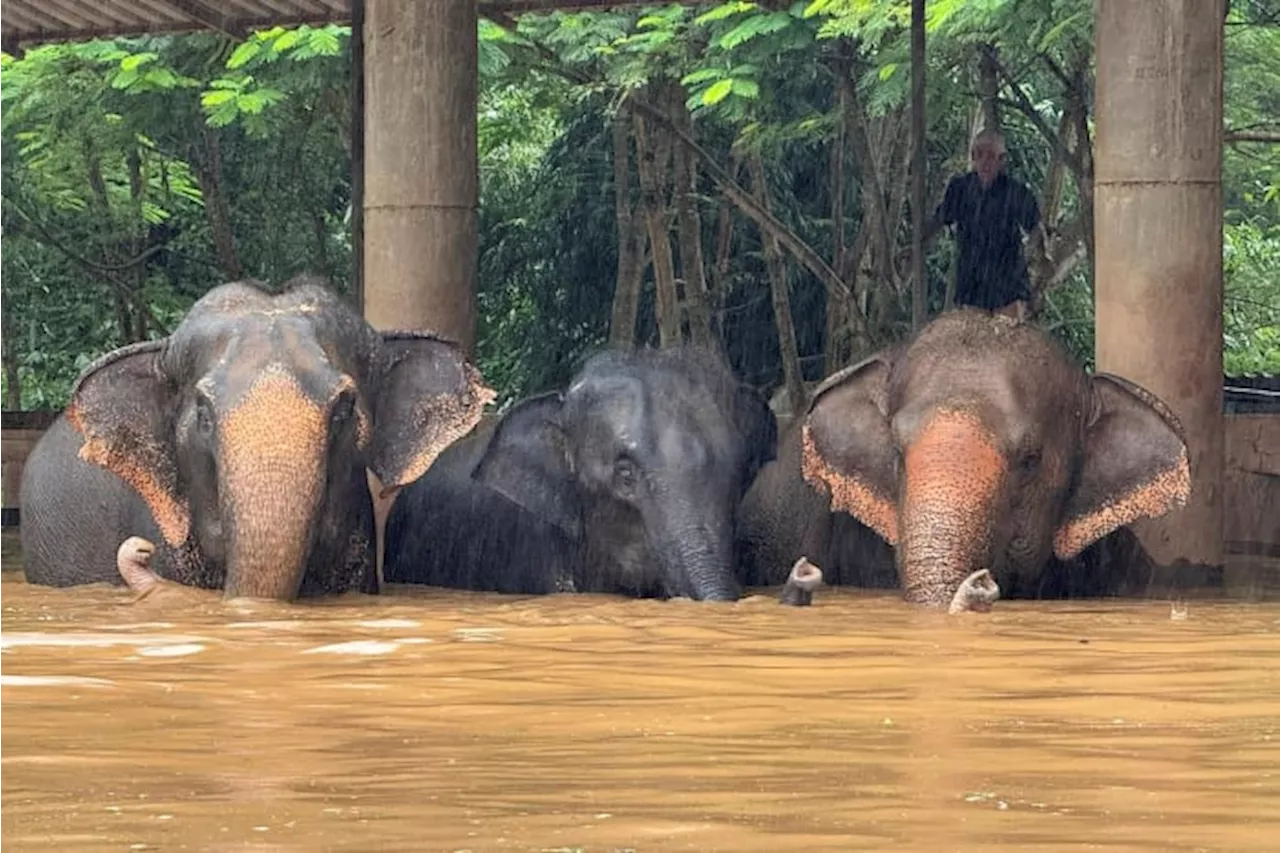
[947,568,1001,614]
[779,557,824,606]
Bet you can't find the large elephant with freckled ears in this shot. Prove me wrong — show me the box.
[737,308,1192,607]
[19,276,492,600]
[385,346,777,601]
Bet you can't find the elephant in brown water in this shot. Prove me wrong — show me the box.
[737,308,1191,609]
[385,347,778,601]
[19,276,491,600]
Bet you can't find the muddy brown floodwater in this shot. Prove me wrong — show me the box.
[2,553,1278,853]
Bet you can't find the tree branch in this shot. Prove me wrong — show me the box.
[989,53,1084,177]
[1225,130,1280,143]
[627,96,857,325]
[3,198,168,273]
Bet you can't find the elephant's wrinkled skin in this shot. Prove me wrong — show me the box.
[737,308,1191,607]
[385,347,777,601]
[20,277,491,600]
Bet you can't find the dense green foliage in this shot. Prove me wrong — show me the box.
[2,3,1276,410]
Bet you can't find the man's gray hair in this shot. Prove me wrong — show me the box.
[971,128,1007,154]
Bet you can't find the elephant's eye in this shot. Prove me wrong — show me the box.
[613,457,639,494]
[331,392,356,427]
[1018,448,1042,474]
[195,396,215,437]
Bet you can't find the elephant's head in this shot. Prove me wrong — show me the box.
[801,309,1190,607]
[66,277,491,600]
[472,347,776,601]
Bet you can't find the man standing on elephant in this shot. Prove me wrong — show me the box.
[921,128,1042,321]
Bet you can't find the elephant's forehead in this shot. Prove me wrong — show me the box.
[181,316,348,405]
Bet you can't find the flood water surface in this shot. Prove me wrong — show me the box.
[3,563,1278,852]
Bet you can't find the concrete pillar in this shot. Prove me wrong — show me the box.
[1094,1,1225,569]
[363,0,478,353]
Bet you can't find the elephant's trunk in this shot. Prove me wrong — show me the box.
[651,502,740,602]
[899,409,1007,607]
[219,371,330,600]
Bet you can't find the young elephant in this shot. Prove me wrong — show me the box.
[384,347,777,601]
[738,308,1191,608]
[20,277,491,600]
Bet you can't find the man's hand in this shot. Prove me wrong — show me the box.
[996,299,1030,322]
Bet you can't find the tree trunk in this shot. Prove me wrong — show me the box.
[671,87,713,348]
[977,44,1002,134]
[313,212,332,280]
[1,303,20,409]
[708,154,740,334]
[909,0,928,331]
[826,76,849,372]
[839,72,895,283]
[630,96,863,343]
[749,151,805,416]
[1071,76,1096,285]
[633,105,681,348]
[609,106,644,349]
[126,146,148,342]
[193,124,246,281]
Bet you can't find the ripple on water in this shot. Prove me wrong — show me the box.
[135,644,206,658]
[302,640,403,656]
[1,674,115,688]
[0,633,211,650]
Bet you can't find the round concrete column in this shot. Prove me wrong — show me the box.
[363,0,478,353]
[1094,1,1225,568]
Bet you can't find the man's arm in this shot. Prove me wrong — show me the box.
[920,176,961,250]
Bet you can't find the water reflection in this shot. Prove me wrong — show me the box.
[2,563,1278,852]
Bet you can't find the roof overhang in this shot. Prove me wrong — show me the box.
[1,1,661,53]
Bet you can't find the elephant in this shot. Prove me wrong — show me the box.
[19,276,492,600]
[737,307,1191,608]
[384,346,778,601]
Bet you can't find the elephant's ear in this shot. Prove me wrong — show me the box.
[1053,374,1191,560]
[472,392,583,539]
[66,340,190,548]
[801,351,900,545]
[369,331,495,496]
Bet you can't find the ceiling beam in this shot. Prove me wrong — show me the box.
[157,0,248,39]
[1,0,713,49]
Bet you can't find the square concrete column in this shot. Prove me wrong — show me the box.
[1094,0,1225,569]
[362,0,478,354]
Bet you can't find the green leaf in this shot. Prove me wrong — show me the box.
[702,78,734,105]
[141,68,180,90]
[694,2,757,25]
[307,27,342,56]
[119,52,157,72]
[110,68,139,89]
[200,89,236,107]
[1037,12,1086,53]
[731,78,760,98]
[227,41,262,69]
[717,12,791,50]
[271,29,303,53]
[681,67,726,86]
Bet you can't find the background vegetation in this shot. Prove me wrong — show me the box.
[2,1,1277,411]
